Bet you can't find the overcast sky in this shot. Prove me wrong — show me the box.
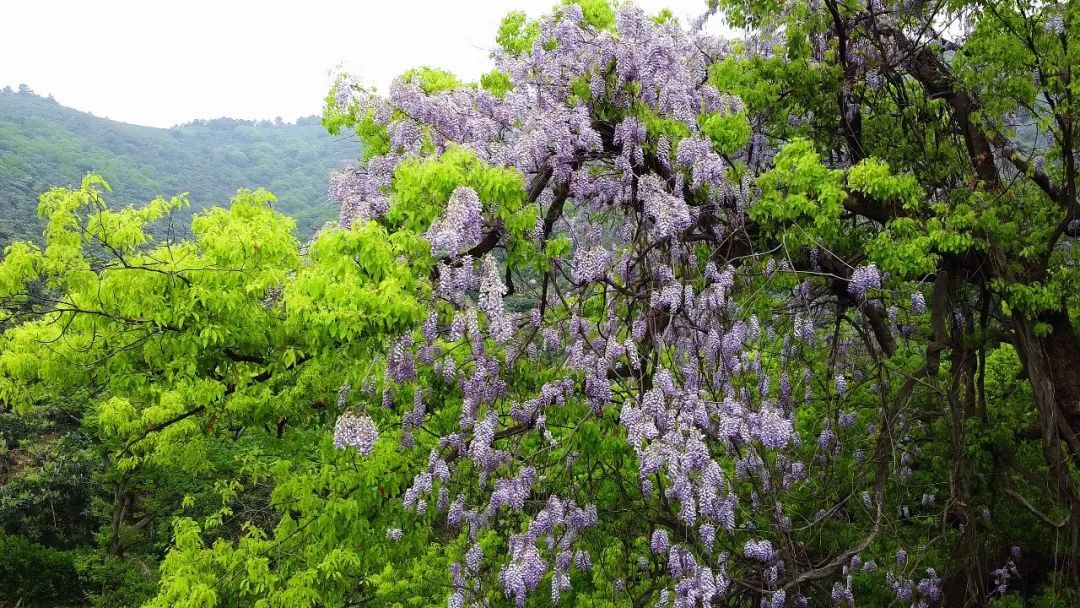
[2,0,721,128]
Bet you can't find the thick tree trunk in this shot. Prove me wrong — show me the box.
[1010,310,1080,586]
[1012,311,1080,463]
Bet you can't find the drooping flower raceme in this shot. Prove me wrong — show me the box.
[849,264,882,300]
[332,412,378,455]
[425,186,485,257]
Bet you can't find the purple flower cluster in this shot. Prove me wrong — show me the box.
[916,569,942,602]
[640,174,693,241]
[614,116,647,168]
[488,466,536,514]
[911,291,926,314]
[838,410,857,428]
[743,539,777,563]
[887,573,913,602]
[794,311,815,343]
[386,334,416,383]
[570,244,611,284]
[478,254,514,343]
[754,406,795,449]
[831,579,855,606]
[1045,12,1065,34]
[498,494,597,607]
[848,264,881,300]
[328,164,393,228]
[436,257,475,308]
[403,471,434,514]
[336,383,351,409]
[425,186,485,257]
[332,412,378,454]
[465,543,483,573]
[991,547,1021,595]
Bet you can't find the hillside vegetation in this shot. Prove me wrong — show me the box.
[0,86,356,244]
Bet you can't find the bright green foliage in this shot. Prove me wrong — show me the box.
[323,80,391,162]
[0,175,427,606]
[399,67,465,95]
[480,70,514,98]
[497,0,615,60]
[324,98,391,162]
[564,0,616,30]
[752,139,846,246]
[389,146,538,266]
[864,217,938,277]
[496,11,541,57]
[699,111,750,155]
[845,159,922,211]
[148,433,428,608]
[711,0,1080,601]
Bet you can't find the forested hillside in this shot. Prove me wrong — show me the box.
[0,87,356,243]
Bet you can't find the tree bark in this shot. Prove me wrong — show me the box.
[1009,309,1080,586]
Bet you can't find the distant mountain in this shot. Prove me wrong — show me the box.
[0,86,358,245]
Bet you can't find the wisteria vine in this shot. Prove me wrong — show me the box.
[325,2,946,606]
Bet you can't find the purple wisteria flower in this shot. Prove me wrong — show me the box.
[640,174,693,241]
[386,334,416,383]
[911,291,926,314]
[571,244,611,284]
[466,543,483,572]
[651,529,671,555]
[478,254,514,343]
[1045,13,1064,34]
[743,539,776,563]
[838,410,857,428]
[425,186,485,257]
[916,568,942,602]
[310,3,967,606]
[848,264,881,299]
[336,383,351,409]
[332,412,378,454]
[755,406,795,449]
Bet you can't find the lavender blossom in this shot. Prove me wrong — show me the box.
[911,291,926,314]
[743,539,776,563]
[425,186,485,257]
[848,264,881,299]
[640,174,693,241]
[333,412,378,454]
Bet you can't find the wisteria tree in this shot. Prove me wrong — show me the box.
[310,0,1076,604]
[0,0,1076,607]
[312,3,926,605]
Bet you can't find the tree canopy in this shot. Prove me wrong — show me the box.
[0,1,1077,607]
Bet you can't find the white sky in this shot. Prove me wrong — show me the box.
[2,0,721,128]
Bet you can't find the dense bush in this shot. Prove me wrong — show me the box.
[0,532,83,604]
